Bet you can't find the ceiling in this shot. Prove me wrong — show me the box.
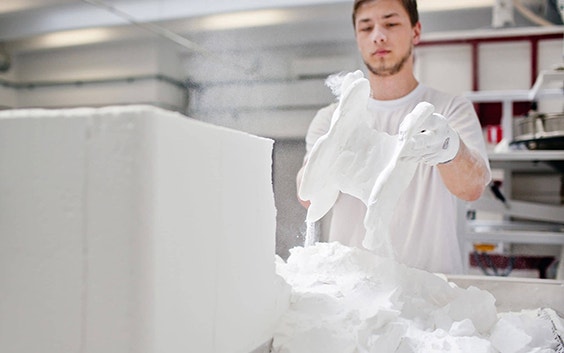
[0,0,498,41]
[0,0,558,54]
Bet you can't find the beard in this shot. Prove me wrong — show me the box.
[365,45,412,77]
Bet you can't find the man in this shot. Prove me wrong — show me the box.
[296,0,491,274]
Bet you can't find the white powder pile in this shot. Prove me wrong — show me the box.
[272,242,563,353]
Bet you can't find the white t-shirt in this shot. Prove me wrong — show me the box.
[302,83,491,274]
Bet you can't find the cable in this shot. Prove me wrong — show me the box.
[81,0,257,75]
[513,0,555,26]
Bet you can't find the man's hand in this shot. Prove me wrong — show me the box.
[399,104,460,166]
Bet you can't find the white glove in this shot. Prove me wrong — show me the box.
[399,103,460,166]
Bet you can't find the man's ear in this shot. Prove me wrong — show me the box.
[412,21,422,45]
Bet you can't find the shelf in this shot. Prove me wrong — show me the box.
[464,88,563,103]
[463,69,564,143]
[459,75,564,275]
[470,197,564,224]
[466,220,564,245]
[464,70,564,103]
[529,70,564,101]
[488,150,564,162]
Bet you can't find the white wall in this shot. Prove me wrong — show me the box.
[0,50,19,109]
[1,39,187,111]
[0,85,16,109]
[481,41,532,90]
[415,44,474,94]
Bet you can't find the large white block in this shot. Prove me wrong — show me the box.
[0,105,284,353]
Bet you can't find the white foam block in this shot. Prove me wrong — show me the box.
[0,105,284,353]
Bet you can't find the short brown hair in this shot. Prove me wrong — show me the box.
[352,0,419,28]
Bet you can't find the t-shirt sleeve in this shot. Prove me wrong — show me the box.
[304,103,338,158]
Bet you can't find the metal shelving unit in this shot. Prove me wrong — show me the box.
[464,69,564,142]
[459,75,564,276]
[458,150,564,276]
[463,151,564,241]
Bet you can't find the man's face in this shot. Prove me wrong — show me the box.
[354,0,420,77]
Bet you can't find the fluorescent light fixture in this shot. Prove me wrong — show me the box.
[0,0,47,14]
[33,28,115,49]
[418,0,494,11]
[0,0,74,15]
[198,9,294,31]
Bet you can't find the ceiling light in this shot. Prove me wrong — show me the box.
[32,28,115,49]
[197,9,294,31]
[418,0,494,11]
[0,0,74,15]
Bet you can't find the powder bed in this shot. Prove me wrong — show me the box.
[269,242,564,353]
[0,105,287,353]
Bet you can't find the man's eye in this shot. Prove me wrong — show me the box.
[386,23,398,28]
[360,26,373,32]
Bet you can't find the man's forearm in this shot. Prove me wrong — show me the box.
[437,139,491,201]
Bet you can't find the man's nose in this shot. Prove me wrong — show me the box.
[371,27,386,43]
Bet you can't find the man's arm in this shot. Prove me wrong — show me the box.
[437,139,490,201]
[398,102,491,202]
